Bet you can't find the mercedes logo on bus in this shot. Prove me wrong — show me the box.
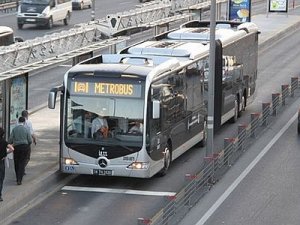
[98,158,108,168]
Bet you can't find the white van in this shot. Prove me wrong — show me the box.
[72,0,91,10]
[17,0,72,29]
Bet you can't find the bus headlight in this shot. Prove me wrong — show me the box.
[127,162,149,170]
[64,158,79,165]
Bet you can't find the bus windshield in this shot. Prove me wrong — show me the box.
[65,77,145,145]
[21,0,50,5]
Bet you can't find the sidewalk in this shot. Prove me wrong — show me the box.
[0,105,64,224]
[1,11,300,225]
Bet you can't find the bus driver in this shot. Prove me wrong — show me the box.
[91,115,109,139]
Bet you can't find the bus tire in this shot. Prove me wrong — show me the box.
[46,17,53,29]
[64,12,71,25]
[229,99,238,123]
[238,95,245,117]
[198,121,207,147]
[17,23,23,29]
[157,144,171,176]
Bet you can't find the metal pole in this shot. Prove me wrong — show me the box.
[206,0,216,157]
[91,0,95,21]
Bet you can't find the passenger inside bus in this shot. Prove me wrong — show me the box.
[91,114,109,139]
[68,110,92,138]
[128,120,143,134]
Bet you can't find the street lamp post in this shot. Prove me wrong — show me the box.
[206,0,216,157]
[91,0,95,21]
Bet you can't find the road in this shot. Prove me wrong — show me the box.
[206,109,300,225]
[0,0,138,40]
[179,97,300,225]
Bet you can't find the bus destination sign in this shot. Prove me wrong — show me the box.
[71,81,142,98]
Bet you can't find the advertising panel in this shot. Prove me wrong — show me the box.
[229,0,251,22]
[10,75,27,133]
[268,0,288,12]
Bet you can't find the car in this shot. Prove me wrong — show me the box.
[17,0,72,29]
[72,0,92,10]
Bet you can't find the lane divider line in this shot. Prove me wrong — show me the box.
[62,186,176,197]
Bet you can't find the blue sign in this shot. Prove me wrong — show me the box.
[229,0,251,22]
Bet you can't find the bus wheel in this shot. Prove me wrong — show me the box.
[198,121,207,147]
[47,17,53,29]
[158,145,171,176]
[238,96,245,117]
[64,12,71,25]
[17,23,23,29]
[229,99,238,123]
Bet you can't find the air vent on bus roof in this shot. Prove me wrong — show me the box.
[127,41,207,58]
[167,28,236,41]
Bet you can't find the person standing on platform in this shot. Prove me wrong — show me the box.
[9,117,32,185]
[21,110,37,173]
[0,127,14,201]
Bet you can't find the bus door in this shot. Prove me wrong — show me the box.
[222,56,235,119]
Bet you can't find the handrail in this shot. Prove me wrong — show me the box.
[0,1,17,11]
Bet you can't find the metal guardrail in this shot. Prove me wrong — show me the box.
[0,1,16,12]
[137,76,300,225]
[97,0,227,36]
[0,0,228,78]
[0,25,98,73]
[0,33,129,81]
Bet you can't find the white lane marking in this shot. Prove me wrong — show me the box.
[195,112,297,225]
[59,64,72,67]
[119,1,131,5]
[62,186,176,197]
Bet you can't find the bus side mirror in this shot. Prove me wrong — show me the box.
[48,90,57,109]
[48,85,63,109]
[152,100,160,119]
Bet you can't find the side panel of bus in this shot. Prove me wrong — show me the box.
[148,64,206,162]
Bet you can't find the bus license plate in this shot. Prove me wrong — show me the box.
[93,169,113,176]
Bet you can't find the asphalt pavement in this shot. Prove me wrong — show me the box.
[1,10,300,225]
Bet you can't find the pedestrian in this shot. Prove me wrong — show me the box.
[9,117,32,185]
[0,127,14,201]
[21,110,37,174]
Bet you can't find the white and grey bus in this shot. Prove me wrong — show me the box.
[122,20,260,131]
[48,21,259,178]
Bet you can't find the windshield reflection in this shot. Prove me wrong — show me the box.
[65,95,144,145]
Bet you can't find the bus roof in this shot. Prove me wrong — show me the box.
[126,41,208,59]
[68,53,185,81]
[160,21,259,44]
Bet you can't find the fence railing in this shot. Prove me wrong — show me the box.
[0,0,16,12]
[0,0,228,81]
[137,76,300,225]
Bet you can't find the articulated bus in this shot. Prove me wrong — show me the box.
[122,20,259,131]
[48,21,259,178]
